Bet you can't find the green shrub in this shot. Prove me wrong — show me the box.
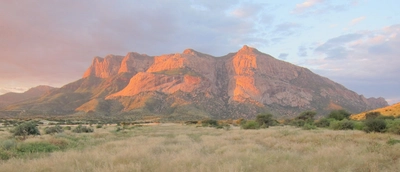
[330,120,354,130]
[241,120,260,129]
[290,119,306,127]
[44,125,64,135]
[12,121,40,138]
[255,113,276,128]
[16,142,59,153]
[365,112,382,120]
[296,111,316,121]
[72,125,94,133]
[315,118,331,128]
[387,120,400,135]
[1,139,17,150]
[291,111,316,127]
[353,121,365,130]
[387,138,400,145]
[64,126,72,130]
[363,119,386,133]
[201,119,218,127]
[328,110,351,120]
[377,115,395,120]
[0,150,13,160]
[303,123,317,130]
[96,124,103,128]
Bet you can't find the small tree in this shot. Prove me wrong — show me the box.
[315,118,331,128]
[12,121,40,139]
[291,111,316,127]
[363,119,386,133]
[241,120,260,129]
[72,125,94,133]
[365,112,382,120]
[328,110,351,120]
[44,125,64,135]
[255,113,276,128]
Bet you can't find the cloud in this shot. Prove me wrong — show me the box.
[315,33,363,59]
[307,24,400,102]
[278,53,289,59]
[292,0,353,15]
[0,87,27,95]
[0,0,276,90]
[273,22,301,36]
[297,46,308,57]
[350,16,366,25]
[293,0,324,13]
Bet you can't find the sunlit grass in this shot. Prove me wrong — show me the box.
[0,124,399,171]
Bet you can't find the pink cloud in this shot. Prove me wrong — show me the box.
[293,0,324,13]
[350,16,366,25]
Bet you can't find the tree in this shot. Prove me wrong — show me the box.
[363,119,386,133]
[365,112,382,120]
[291,111,316,127]
[255,113,276,128]
[328,110,351,120]
[12,121,40,139]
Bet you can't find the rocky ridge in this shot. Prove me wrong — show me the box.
[1,46,388,120]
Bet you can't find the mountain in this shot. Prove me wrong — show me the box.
[351,102,400,120]
[0,85,55,108]
[1,46,388,120]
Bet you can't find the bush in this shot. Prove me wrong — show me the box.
[365,112,382,120]
[255,113,276,128]
[241,120,260,130]
[315,118,331,128]
[387,120,400,135]
[44,125,64,134]
[363,119,386,133]
[12,121,40,138]
[16,142,59,153]
[291,111,316,127]
[201,119,218,127]
[72,125,94,133]
[64,126,72,130]
[330,120,354,130]
[327,110,351,120]
[353,121,365,130]
[96,124,103,128]
[303,123,317,130]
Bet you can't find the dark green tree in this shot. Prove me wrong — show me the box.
[363,119,386,133]
[12,121,40,139]
[255,113,276,128]
[328,109,351,120]
[365,112,382,120]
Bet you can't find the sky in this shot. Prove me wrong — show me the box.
[0,0,399,104]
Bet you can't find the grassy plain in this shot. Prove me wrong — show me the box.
[0,123,400,172]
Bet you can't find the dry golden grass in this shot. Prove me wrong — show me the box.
[1,124,400,172]
[352,102,400,120]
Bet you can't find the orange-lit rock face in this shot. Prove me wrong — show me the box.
[228,46,260,102]
[147,54,185,73]
[107,72,203,98]
[118,52,154,74]
[83,55,124,78]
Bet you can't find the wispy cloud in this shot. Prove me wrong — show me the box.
[293,0,324,13]
[278,53,289,60]
[273,22,301,35]
[297,45,308,57]
[350,16,366,25]
[307,24,400,101]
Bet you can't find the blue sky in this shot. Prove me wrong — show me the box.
[0,0,399,104]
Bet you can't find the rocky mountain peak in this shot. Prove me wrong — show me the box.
[238,45,260,54]
[2,46,389,119]
[83,55,124,78]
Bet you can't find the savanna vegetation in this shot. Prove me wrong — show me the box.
[0,109,399,171]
